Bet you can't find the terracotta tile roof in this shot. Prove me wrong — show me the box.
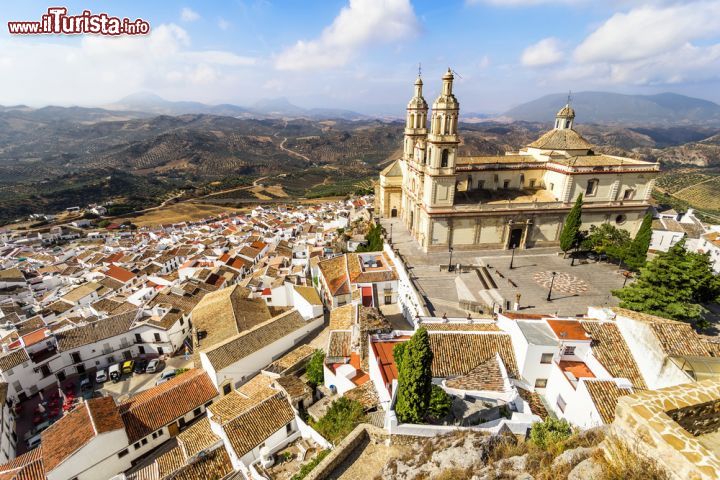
[294,285,322,306]
[445,356,507,392]
[329,304,355,330]
[318,255,349,296]
[275,376,312,401]
[327,331,352,358]
[61,281,102,304]
[499,312,550,320]
[528,128,593,150]
[584,379,633,424]
[582,321,647,389]
[21,329,48,348]
[15,316,45,336]
[156,446,187,478]
[192,285,271,352]
[649,322,711,357]
[0,448,45,480]
[236,373,275,399]
[42,396,123,472]
[347,253,398,284]
[222,393,295,458]
[177,418,220,458]
[119,369,218,442]
[429,333,519,378]
[208,389,273,426]
[55,310,137,351]
[204,309,308,372]
[421,322,500,332]
[559,360,595,379]
[264,344,316,375]
[344,380,380,410]
[171,446,234,480]
[105,264,136,283]
[517,387,548,420]
[0,348,29,372]
[546,319,590,341]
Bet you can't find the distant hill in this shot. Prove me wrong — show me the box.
[110,93,367,120]
[504,92,720,126]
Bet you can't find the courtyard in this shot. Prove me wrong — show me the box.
[382,217,626,318]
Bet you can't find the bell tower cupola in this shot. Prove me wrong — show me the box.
[404,69,428,161]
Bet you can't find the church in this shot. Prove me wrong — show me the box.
[376,69,660,252]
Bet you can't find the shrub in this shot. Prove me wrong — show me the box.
[306,349,325,387]
[290,449,330,480]
[529,417,573,452]
[311,397,365,444]
[428,385,452,420]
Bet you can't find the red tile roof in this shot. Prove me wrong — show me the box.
[546,319,590,341]
[21,328,48,347]
[105,264,136,283]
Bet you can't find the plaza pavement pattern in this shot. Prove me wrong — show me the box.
[382,218,624,318]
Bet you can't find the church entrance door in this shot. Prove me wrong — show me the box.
[508,228,523,249]
[391,208,398,218]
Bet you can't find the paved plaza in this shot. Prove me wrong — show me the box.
[382,217,625,318]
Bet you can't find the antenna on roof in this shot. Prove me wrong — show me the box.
[453,69,463,79]
[418,62,422,78]
[567,90,573,106]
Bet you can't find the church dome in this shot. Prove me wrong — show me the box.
[556,104,575,118]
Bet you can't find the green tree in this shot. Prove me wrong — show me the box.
[356,223,384,252]
[559,194,583,255]
[613,240,720,328]
[624,213,653,272]
[306,349,325,388]
[392,342,407,371]
[428,385,452,420]
[311,397,365,444]
[395,328,434,423]
[529,417,573,452]
[581,223,631,263]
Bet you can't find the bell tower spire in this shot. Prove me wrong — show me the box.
[404,66,428,161]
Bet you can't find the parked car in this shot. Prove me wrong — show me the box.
[80,378,92,392]
[26,433,42,450]
[134,359,148,374]
[96,369,108,383]
[155,369,176,386]
[146,358,162,374]
[121,360,135,375]
[109,363,121,383]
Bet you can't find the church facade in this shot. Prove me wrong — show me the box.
[376,70,660,252]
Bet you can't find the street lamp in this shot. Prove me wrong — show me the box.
[448,246,454,272]
[509,246,516,270]
[546,271,558,302]
[390,223,393,245]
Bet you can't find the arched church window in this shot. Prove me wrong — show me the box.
[441,149,449,168]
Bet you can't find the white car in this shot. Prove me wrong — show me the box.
[155,369,176,386]
[146,359,161,374]
[95,369,108,383]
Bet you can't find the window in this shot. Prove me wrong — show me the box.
[193,407,202,417]
[180,317,184,326]
[477,180,485,189]
[520,174,525,186]
[586,179,599,196]
[615,214,627,225]
[135,333,142,343]
[70,352,82,363]
[623,189,635,200]
[549,183,555,191]
[540,353,553,364]
[40,365,51,378]
[529,179,536,188]
[441,149,449,168]
[535,378,548,388]
[118,449,129,458]
[154,333,161,342]
[152,432,157,439]
[134,442,141,450]
[563,346,576,356]
[503,180,510,189]
[138,346,145,355]
[223,384,232,395]
[76,365,85,374]
[557,395,567,413]
[157,428,164,436]
[286,423,293,434]
[141,438,148,445]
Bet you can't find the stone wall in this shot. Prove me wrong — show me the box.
[303,424,387,480]
[612,378,720,480]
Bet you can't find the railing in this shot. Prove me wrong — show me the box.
[436,199,648,213]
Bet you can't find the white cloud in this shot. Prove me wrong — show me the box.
[181,7,200,22]
[0,24,255,106]
[466,0,584,5]
[478,55,491,68]
[574,1,720,63]
[218,18,230,31]
[558,1,720,86]
[521,38,563,67]
[275,0,419,71]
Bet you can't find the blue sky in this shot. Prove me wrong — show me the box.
[1,0,719,113]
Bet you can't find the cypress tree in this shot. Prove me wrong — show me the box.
[624,213,653,272]
[395,327,434,423]
[559,193,583,255]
